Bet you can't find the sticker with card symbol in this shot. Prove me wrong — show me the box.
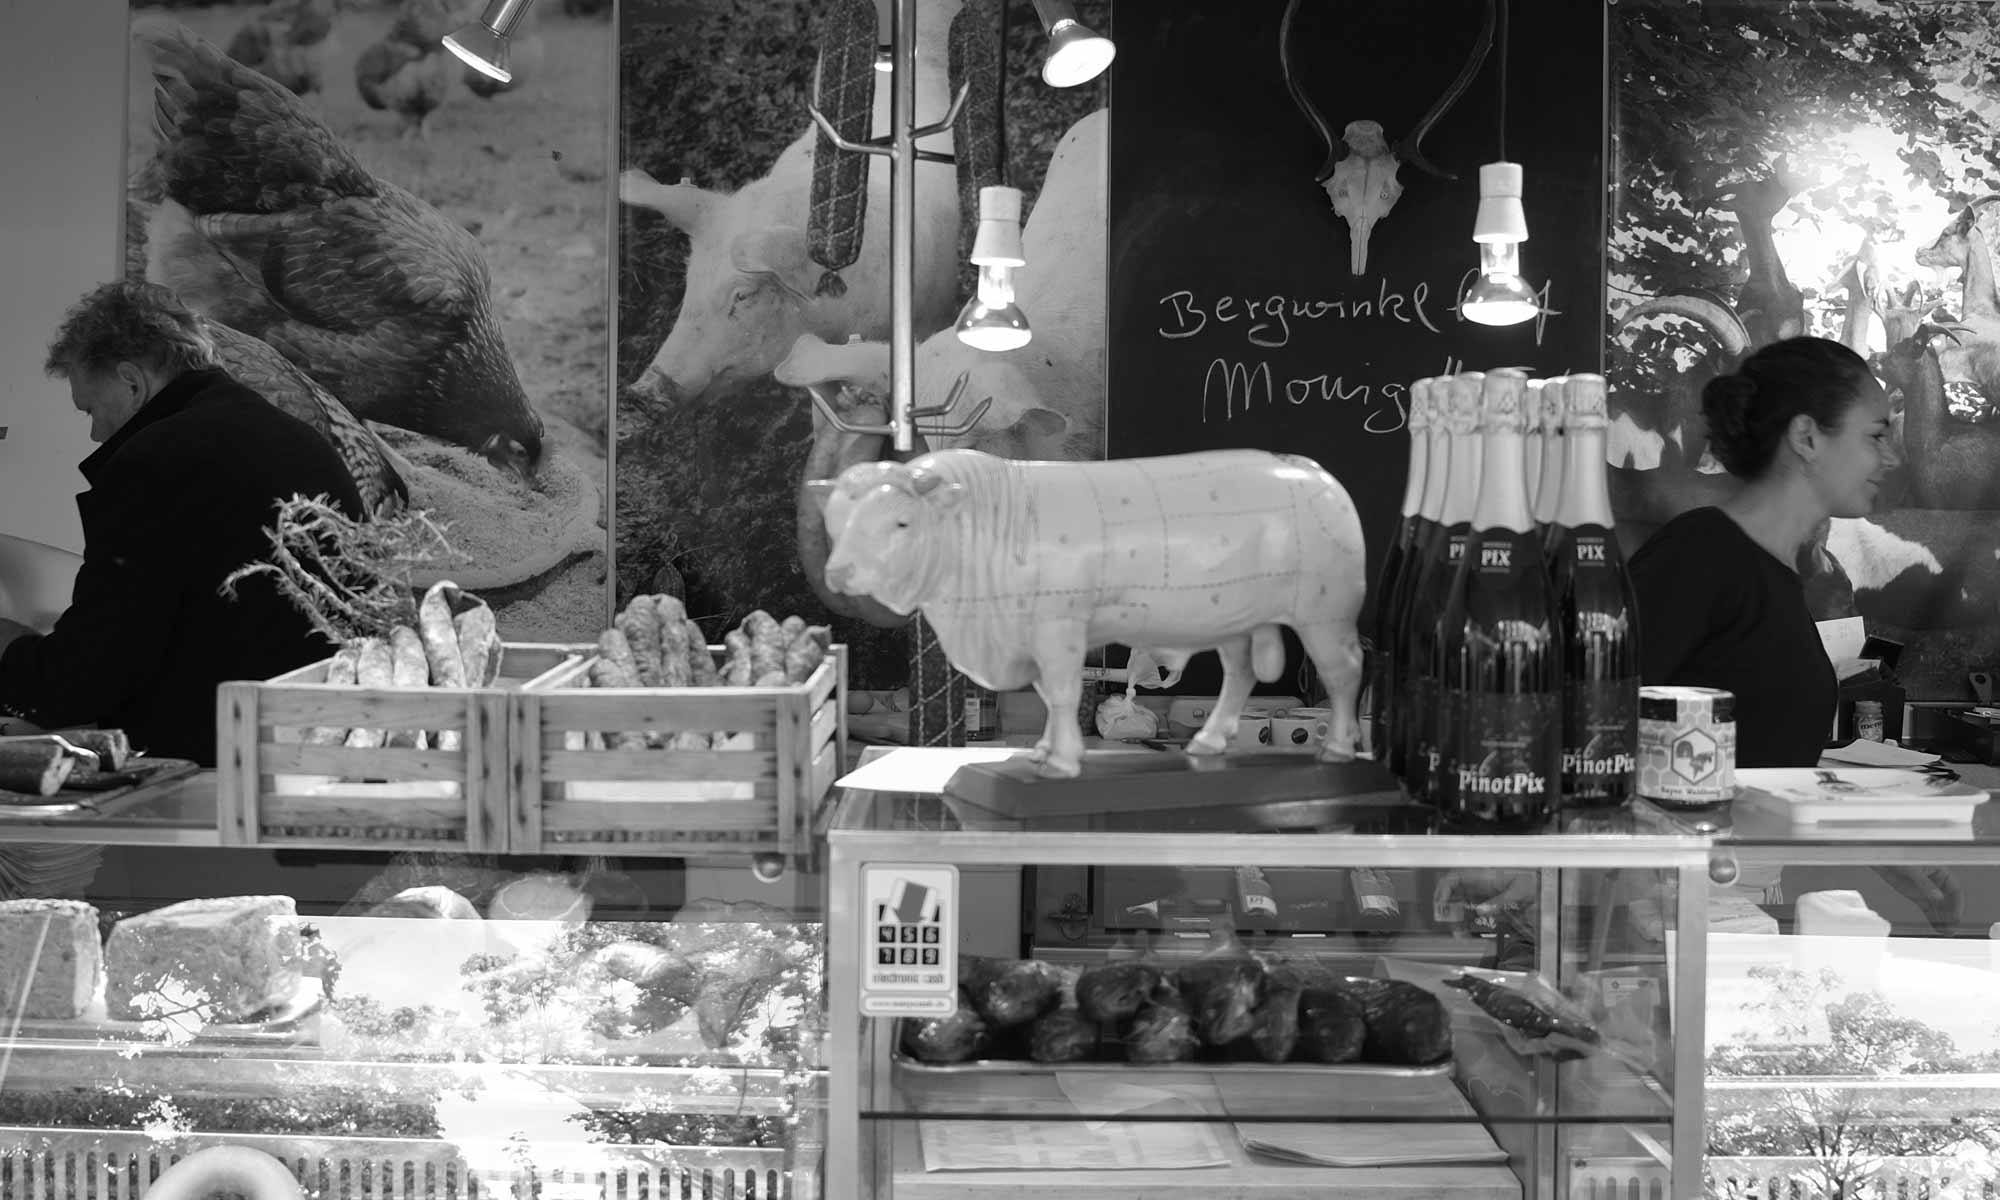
[860,864,958,1016]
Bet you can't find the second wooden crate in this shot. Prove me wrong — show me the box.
[511,646,847,859]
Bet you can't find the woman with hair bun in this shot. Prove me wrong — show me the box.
[1628,335,1897,768]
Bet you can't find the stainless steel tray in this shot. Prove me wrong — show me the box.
[893,1048,1453,1078]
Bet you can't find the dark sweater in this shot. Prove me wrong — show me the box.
[1628,506,1835,768]
[0,369,364,765]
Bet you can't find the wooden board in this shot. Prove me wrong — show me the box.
[0,757,200,817]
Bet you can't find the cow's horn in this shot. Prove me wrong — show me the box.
[909,468,949,496]
[803,478,838,506]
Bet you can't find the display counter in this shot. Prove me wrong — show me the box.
[0,777,829,1200]
[823,753,1713,1200]
[8,756,2000,1200]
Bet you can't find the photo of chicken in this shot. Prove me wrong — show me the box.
[224,0,337,100]
[135,18,545,482]
[118,0,615,642]
[354,0,459,140]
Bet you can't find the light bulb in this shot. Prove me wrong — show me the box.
[444,0,537,83]
[1043,19,1117,87]
[956,264,1032,351]
[1462,241,1540,327]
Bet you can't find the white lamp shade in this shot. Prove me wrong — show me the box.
[1043,19,1117,88]
[1473,161,1528,244]
[970,186,1026,267]
[443,0,538,83]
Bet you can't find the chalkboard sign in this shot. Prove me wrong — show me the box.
[1107,0,1606,647]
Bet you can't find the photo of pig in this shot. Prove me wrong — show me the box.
[616,0,1105,688]
[120,0,613,643]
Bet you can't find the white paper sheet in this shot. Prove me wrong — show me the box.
[1816,616,1867,666]
[1820,740,1941,769]
[833,747,1026,795]
[918,1113,1231,1171]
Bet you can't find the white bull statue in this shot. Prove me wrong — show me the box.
[808,448,1368,778]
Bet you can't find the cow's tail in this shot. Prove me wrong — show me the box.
[1251,623,1286,683]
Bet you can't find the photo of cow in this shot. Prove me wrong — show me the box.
[1609,0,2000,698]
[120,0,614,643]
[615,0,1105,690]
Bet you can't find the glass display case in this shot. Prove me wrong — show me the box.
[823,753,1715,1200]
[1645,766,2000,1200]
[0,798,827,1200]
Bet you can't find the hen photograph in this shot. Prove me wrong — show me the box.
[1607,0,2000,699]
[120,0,615,641]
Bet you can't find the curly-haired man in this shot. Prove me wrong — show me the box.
[0,282,364,765]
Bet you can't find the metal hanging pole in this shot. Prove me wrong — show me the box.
[889,0,919,454]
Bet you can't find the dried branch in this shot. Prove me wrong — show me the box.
[222,494,467,644]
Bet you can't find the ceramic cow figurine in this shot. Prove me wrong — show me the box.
[807,449,1369,778]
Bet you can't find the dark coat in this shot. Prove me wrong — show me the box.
[0,369,365,765]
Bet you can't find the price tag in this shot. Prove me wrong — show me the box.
[860,863,958,1016]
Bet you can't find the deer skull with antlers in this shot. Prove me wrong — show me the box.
[1279,0,1496,276]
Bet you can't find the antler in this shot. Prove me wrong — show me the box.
[1394,0,1497,182]
[1278,0,1343,183]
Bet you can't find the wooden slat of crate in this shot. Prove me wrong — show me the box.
[512,645,848,859]
[217,642,584,852]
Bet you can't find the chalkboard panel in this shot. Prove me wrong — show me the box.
[1107,0,1607,646]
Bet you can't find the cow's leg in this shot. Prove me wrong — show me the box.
[1027,622,1089,778]
[1188,636,1255,756]
[1296,620,1364,761]
[1029,679,1057,765]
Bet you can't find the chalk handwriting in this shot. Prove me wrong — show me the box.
[1159,280,1444,347]
[1202,355,1464,433]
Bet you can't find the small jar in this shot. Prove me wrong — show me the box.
[1637,686,1737,807]
[1854,699,1885,743]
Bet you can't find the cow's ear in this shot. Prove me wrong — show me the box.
[619,170,722,237]
[731,227,812,296]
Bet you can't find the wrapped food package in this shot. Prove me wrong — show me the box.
[901,993,992,1064]
[1238,984,1302,1063]
[1123,987,1198,1063]
[683,619,723,686]
[616,603,666,686]
[453,604,504,688]
[1028,1007,1100,1063]
[1350,978,1453,1065]
[1178,956,1264,1046]
[1297,985,1367,1063]
[1075,962,1159,1024]
[105,896,305,1022]
[0,899,101,1018]
[971,957,1066,1029]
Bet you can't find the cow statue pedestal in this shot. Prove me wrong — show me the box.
[807,448,1372,780]
[940,750,1408,827]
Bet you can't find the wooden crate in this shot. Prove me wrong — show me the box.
[216,643,587,853]
[510,646,847,859]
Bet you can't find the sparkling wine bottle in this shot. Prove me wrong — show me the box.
[1439,369,1562,829]
[1523,378,1547,517]
[1547,374,1640,808]
[1368,378,1438,766]
[1398,372,1485,801]
[1532,376,1568,537]
[1382,379,1453,777]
